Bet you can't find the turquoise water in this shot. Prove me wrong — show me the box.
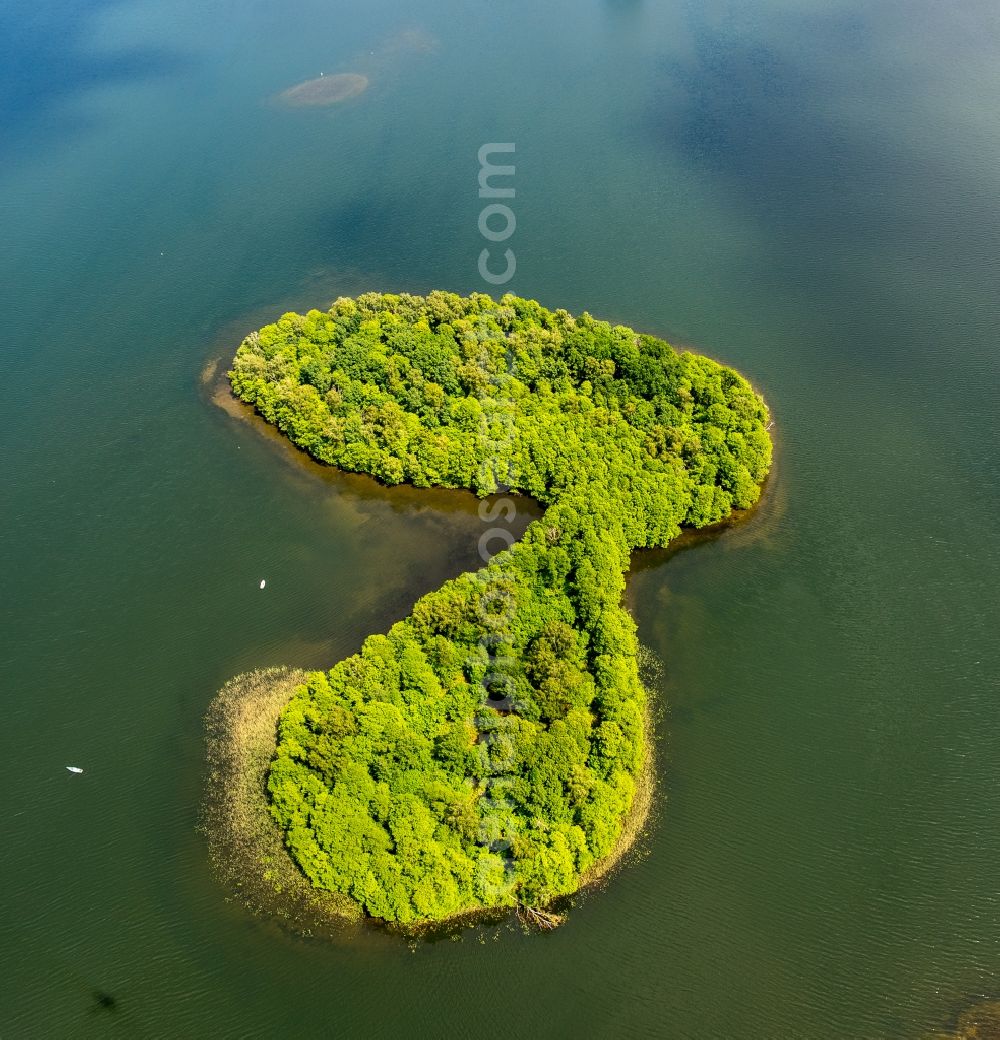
[2,1,999,1036]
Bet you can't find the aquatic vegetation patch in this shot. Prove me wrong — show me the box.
[203,668,362,929]
[219,291,772,926]
[927,1000,1000,1040]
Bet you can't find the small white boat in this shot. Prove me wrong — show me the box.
[259,579,266,589]
[66,766,84,774]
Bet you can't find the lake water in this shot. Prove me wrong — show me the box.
[2,1,999,1037]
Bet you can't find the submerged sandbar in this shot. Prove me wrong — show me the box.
[277,73,368,107]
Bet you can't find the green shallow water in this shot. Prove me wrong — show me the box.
[2,1,999,1036]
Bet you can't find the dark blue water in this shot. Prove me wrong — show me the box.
[2,1,999,1036]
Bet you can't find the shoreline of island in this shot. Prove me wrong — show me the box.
[202,291,773,933]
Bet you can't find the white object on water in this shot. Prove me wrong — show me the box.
[259,579,266,589]
[66,766,84,774]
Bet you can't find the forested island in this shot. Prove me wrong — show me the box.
[211,291,772,928]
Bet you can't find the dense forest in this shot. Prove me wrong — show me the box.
[228,291,772,925]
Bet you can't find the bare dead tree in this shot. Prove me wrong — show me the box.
[517,904,564,930]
